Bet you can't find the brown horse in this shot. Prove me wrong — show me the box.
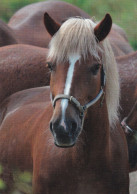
[8,1,90,47]
[117,51,137,167]
[8,0,133,56]
[0,44,49,104]
[122,100,137,133]
[121,100,137,170]
[116,51,137,119]
[0,19,18,46]
[116,52,137,171]
[0,13,129,193]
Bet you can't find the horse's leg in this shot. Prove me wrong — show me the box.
[0,165,14,194]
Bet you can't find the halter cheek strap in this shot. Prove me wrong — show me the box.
[121,117,134,135]
[52,66,106,117]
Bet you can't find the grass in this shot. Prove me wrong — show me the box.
[0,0,136,49]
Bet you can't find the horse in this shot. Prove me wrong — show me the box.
[0,13,129,194]
[121,100,137,171]
[116,52,137,171]
[8,1,90,48]
[0,44,49,104]
[121,100,137,133]
[0,19,18,46]
[8,1,133,56]
[116,51,137,119]
[108,29,133,56]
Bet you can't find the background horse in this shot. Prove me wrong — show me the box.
[8,1,133,56]
[0,44,49,104]
[121,99,137,171]
[0,13,129,193]
[116,51,137,119]
[0,19,18,46]
[116,52,137,170]
[8,1,90,47]
[122,100,137,133]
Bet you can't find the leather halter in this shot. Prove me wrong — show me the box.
[121,117,134,135]
[52,66,106,117]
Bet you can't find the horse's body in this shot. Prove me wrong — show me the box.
[0,20,18,46]
[109,28,133,56]
[116,51,137,119]
[124,100,137,132]
[8,1,133,56]
[8,1,90,48]
[121,99,137,171]
[0,44,49,104]
[0,86,128,194]
[0,14,129,193]
[116,52,137,170]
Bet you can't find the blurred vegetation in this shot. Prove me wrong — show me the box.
[0,0,137,49]
[0,164,32,194]
[11,170,32,194]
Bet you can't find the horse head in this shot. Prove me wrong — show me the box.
[44,13,117,148]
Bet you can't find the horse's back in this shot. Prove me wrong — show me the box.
[0,44,49,104]
[117,51,137,64]
[112,23,128,41]
[0,19,18,46]
[8,1,90,47]
[108,28,133,56]
[8,1,133,56]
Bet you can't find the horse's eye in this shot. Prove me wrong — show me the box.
[90,64,100,75]
[46,62,54,71]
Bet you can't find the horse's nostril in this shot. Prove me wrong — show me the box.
[50,121,53,133]
[71,121,77,130]
[70,121,77,135]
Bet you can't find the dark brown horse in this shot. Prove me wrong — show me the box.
[121,99,137,171]
[0,44,49,104]
[116,52,137,171]
[0,19,18,46]
[116,51,137,119]
[0,13,129,193]
[122,100,137,133]
[8,1,133,56]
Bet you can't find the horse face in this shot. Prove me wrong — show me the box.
[48,55,102,147]
[44,13,112,147]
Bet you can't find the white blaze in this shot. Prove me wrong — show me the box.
[60,54,80,124]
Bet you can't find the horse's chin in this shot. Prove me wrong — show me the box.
[54,141,75,148]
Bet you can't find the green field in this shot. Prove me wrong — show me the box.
[0,0,137,49]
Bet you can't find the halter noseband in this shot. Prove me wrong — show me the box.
[52,66,106,117]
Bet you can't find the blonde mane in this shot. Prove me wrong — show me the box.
[48,17,120,127]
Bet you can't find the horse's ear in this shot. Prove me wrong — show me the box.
[44,12,61,36]
[94,14,112,42]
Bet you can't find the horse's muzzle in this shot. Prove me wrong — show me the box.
[50,118,80,148]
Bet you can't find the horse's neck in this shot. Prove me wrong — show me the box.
[79,100,110,163]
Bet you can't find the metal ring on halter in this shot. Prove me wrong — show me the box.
[52,94,86,117]
[121,117,134,135]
